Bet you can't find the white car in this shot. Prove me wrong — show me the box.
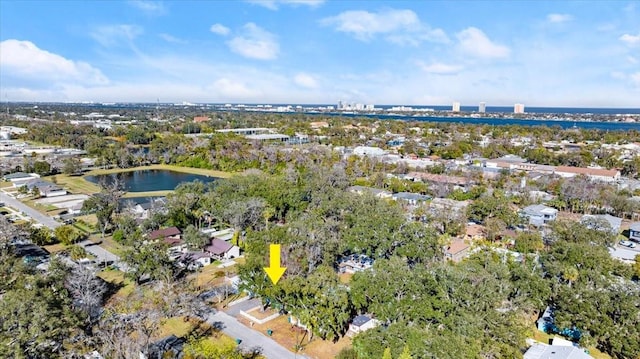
[619,240,637,248]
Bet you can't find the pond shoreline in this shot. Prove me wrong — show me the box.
[47,165,231,196]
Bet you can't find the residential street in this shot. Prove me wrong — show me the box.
[0,191,61,229]
[208,311,307,359]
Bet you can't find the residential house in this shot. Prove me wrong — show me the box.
[630,222,640,242]
[347,315,380,337]
[554,166,620,183]
[580,214,622,234]
[524,341,593,359]
[26,180,67,197]
[520,204,558,226]
[3,172,40,187]
[465,224,486,241]
[406,171,475,190]
[178,251,212,267]
[129,198,167,219]
[149,226,181,241]
[392,192,431,205]
[209,228,235,241]
[352,146,386,157]
[338,254,373,274]
[347,185,392,199]
[444,240,470,263]
[204,239,240,260]
[164,237,188,257]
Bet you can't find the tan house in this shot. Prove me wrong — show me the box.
[445,240,470,263]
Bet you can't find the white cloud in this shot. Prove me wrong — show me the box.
[547,13,573,23]
[628,56,638,64]
[416,61,463,75]
[128,1,166,15]
[456,27,510,59]
[227,23,279,60]
[210,23,230,36]
[0,40,108,86]
[211,78,260,98]
[293,73,318,88]
[159,33,186,44]
[90,24,142,47]
[321,9,448,44]
[246,0,324,10]
[620,33,640,45]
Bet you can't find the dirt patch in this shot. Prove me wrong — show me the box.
[237,315,352,359]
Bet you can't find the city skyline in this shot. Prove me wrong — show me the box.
[1,1,639,107]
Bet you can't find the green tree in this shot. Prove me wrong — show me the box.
[62,157,82,175]
[183,224,209,251]
[398,346,413,359]
[29,226,56,245]
[54,225,81,245]
[33,160,51,176]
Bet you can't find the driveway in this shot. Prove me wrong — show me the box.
[0,191,61,229]
[225,298,262,316]
[207,311,307,359]
[78,239,120,263]
[609,245,639,261]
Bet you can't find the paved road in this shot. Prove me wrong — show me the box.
[208,311,307,359]
[0,192,61,229]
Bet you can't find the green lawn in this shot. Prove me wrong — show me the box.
[46,174,101,194]
[98,269,135,299]
[123,190,172,198]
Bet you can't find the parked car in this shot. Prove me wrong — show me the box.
[619,240,637,248]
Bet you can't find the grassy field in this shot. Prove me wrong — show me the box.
[123,190,171,198]
[98,269,135,299]
[237,314,351,359]
[46,174,101,194]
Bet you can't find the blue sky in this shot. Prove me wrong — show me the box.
[1,0,639,107]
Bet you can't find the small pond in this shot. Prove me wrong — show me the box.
[86,170,218,192]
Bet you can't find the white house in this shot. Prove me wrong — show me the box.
[3,172,40,187]
[581,214,622,234]
[520,204,558,226]
[205,239,240,260]
[347,185,392,199]
[347,315,380,337]
[353,146,386,157]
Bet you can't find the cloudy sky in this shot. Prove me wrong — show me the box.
[1,0,639,107]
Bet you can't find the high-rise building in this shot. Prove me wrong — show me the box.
[338,100,344,110]
[514,103,525,114]
[478,102,486,113]
[452,102,461,112]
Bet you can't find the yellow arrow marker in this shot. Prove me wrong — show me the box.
[264,244,287,284]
